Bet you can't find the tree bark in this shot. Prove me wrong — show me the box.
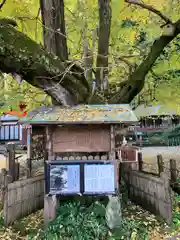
[0,24,90,106]
[96,0,111,90]
[40,0,69,105]
[83,22,93,83]
[40,0,68,61]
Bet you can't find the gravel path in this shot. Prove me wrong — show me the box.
[141,146,180,162]
[140,146,180,175]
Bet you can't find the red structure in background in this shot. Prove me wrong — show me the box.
[5,110,27,117]
[118,145,138,163]
[3,102,27,117]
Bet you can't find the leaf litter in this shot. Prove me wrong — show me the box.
[0,195,178,239]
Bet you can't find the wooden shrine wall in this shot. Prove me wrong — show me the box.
[52,125,111,153]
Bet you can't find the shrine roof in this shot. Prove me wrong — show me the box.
[19,104,138,125]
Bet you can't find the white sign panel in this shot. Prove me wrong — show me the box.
[84,164,115,194]
[50,165,80,194]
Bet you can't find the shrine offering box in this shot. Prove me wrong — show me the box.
[45,160,118,196]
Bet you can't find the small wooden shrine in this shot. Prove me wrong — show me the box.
[20,104,138,163]
[20,104,138,224]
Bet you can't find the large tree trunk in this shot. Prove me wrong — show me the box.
[96,0,111,90]
[40,0,69,105]
[40,0,68,61]
[0,24,90,106]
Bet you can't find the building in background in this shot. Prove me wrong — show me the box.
[134,104,180,130]
[0,103,27,147]
[127,104,180,146]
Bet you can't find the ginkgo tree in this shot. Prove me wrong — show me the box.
[0,0,180,107]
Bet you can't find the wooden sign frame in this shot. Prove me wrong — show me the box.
[45,160,118,196]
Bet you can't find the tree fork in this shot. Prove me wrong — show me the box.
[0,18,180,106]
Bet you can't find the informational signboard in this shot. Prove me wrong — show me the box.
[49,164,80,194]
[84,164,115,194]
[45,160,117,196]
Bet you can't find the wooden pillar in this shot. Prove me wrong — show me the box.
[170,159,177,184]
[157,154,164,176]
[27,126,32,159]
[15,162,20,181]
[27,125,32,177]
[1,168,7,204]
[138,152,143,171]
[46,126,54,160]
[7,143,16,182]
[109,124,116,160]
[3,167,14,227]
[109,125,119,194]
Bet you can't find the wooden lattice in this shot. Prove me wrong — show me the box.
[31,134,45,160]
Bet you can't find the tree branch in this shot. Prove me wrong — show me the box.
[0,24,90,106]
[0,0,6,10]
[110,19,180,103]
[96,0,112,90]
[125,0,173,25]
